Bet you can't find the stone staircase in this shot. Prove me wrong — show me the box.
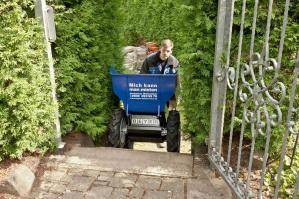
[30,147,231,199]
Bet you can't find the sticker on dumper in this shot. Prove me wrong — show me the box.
[129,82,158,100]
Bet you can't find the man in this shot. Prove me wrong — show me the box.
[140,39,180,148]
[140,39,179,110]
[140,39,179,75]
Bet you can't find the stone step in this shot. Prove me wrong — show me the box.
[65,147,193,178]
[30,147,232,198]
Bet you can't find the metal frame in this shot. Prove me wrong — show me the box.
[209,0,298,198]
[35,0,64,151]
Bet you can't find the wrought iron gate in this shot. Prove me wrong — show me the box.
[208,0,298,198]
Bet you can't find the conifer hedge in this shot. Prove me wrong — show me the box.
[0,0,56,160]
[123,1,298,197]
[52,0,124,140]
[122,1,298,196]
[123,0,218,143]
[123,0,298,144]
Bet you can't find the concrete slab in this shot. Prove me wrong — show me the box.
[187,178,227,199]
[66,147,193,177]
[133,133,192,154]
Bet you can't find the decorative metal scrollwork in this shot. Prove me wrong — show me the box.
[238,53,287,134]
[227,67,236,90]
[216,67,227,82]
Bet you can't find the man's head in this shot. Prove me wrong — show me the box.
[159,39,173,60]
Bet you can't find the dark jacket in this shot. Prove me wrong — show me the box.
[140,51,179,74]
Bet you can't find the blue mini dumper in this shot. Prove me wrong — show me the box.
[109,67,180,152]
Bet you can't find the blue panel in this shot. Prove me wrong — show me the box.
[110,67,176,115]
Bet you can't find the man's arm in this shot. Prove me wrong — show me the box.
[172,57,180,87]
[140,58,149,74]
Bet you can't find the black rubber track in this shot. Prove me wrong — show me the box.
[108,109,125,148]
[166,110,180,152]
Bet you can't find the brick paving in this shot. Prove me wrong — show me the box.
[29,147,230,199]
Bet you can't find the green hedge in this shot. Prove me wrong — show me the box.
[52,0,124,140]
[123,0,218,143]
[123,0,298,143]
[0,0,56,160]
[122,2,298,196]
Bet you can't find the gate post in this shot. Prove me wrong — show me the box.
[209,0,234,154]
[35,0,65,152]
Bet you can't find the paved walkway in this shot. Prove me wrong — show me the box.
[30,147,231,199]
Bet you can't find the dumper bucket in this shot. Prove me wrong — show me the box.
[110,67,176,115]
